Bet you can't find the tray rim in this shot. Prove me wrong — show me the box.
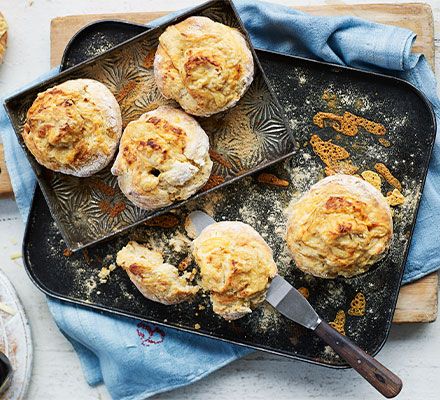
[22,19,437,368]
[4,0,294,251]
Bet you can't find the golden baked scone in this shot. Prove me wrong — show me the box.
[154,16,254,116]
[116,241,199,305]
[286,174,393,279]
[193,221,277,320]
[0,13,7,64]
[23,79,122,177]
[111,106,212,210]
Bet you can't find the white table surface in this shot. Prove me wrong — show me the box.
[0,0,439,399]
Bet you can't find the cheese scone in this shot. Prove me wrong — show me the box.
[193,221,277,320]
[23,79,122,177]
[154,16,254,116]
[286,174,393,279]
[0,13,7,64]
[111,106,212,210]
[116,241,199,305]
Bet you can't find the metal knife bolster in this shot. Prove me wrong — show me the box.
[266,275,321,330]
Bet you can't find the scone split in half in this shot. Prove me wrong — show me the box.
[286,174,393,279]
[192,221,278,320]
[116,241,199,305]
[111,106,212,210]
[154,16,254,117]
[22,79,122,177]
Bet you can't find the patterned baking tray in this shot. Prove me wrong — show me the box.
[21,20,436,367]
[3,0,292,250]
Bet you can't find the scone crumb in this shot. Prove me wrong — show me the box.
[257,173,289,187]
[187,268,198,282]
[209,149,233,169]
[178,255,193,271]
[63,248,73,257]
[194,323,201,330]
[297,287,309,299]
[200,174,225,192]
[198,305,206,311]
[108,263,117,272]
[169,232,191,253]
[361,170,382,191]
[98,267,111,283]
[144,214,179,228]
[386,189,405,206]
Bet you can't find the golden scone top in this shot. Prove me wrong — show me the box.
[154,16,254,116]
[111,106,212,210]
[116,241,199,305]
[0,12,8,63]
[286,175,393,279]
[193,221,277,320]
[23,79,122,177]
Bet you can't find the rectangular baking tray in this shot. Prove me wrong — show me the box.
[22,19,436,367]
[3,0,293,251]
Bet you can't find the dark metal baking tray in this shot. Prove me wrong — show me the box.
[22,19,436,367]
[4,0,293,251]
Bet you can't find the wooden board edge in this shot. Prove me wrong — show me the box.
[394,272,438,323]
[0,144,13,197]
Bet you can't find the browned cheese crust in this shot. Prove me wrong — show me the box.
[286,175,393,278]
[22,79,122,176]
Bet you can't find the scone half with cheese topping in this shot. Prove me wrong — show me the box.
[22,79,122,177]
[116,241,199,305]
[154,16,254,117]
[111,106,212,210]
[286,174,393,279]
[192,221,278,320]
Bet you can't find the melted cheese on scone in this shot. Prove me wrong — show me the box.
[193,221,277,320]
[23,79,122,176]
[111,106,212,210]
[286,175,393,278]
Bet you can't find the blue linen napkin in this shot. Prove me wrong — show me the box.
[1,1,439,398]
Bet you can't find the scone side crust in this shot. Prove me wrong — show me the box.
[22,79,122,176]
[154,16,254,116]
[193,221,277,320]
[286,175,393,278]
[116,241,199,305]
[111,106,212,210]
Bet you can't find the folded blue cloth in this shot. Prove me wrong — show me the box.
[1,1,439,398]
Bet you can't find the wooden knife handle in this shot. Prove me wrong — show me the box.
[314,320,402,398]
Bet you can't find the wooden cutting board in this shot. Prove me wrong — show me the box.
[1,4,438,323]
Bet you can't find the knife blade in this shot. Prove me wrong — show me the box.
[265,275,321,329]
[187,210,402,398]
